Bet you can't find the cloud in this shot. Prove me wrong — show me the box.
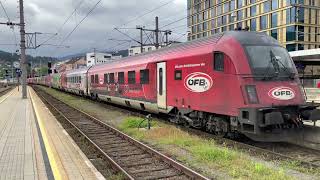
[0,0,187,57]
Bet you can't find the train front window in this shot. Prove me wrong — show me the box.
[245,46,295,80]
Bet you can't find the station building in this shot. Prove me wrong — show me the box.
[187,0,320,51]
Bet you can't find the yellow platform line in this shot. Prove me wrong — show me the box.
[0,87,16,104]
[28,88,63,180]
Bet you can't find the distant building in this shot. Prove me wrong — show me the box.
[55,57,86,72]
[112,49,129,58]
[128,42,182,56]
[65,57,86,71]
[128,45,157,56]
[86,52,122,67]
[187,0,320,51]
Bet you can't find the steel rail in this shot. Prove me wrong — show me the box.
[34,85,320,172]
[33,86,209,180]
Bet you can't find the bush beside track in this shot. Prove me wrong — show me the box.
[37,85,319,180]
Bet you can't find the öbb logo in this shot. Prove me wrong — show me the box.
[184,72,213,93]
[268,87,295,100]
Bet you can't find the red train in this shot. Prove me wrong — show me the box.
[28,31,320,142]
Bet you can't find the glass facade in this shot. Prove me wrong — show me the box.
[271,13,277,28]
[286,26,296,41]
[250,18,256,31]
[271,29,278,39]
[260,15,267,30]
[188,0,320,51]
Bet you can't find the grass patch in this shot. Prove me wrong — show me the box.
[281,160,320,176]
[119,116,157,130]
[119,117,294,180]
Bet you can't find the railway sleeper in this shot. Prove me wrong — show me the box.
[106,147,141,155]
[128,165,171,174]
[100,142,131,149]
[104,146,138,154]
[122,159,154,168]
[95,137,124,144]
[94,138,126,144]
[85,132,112,136]
[109,150,144,158]
[136,170,182,180]
[84,130,110,135]
[90,134,118,140]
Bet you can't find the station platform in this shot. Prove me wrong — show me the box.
[0,86,104,180]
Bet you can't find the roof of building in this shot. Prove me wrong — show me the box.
[289,49,320,61]
[65,57,86,64]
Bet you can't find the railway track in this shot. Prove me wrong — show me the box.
[33,86,209,180]
[248,141,320,168]
[0,86,14,97]
[35,85,320,174]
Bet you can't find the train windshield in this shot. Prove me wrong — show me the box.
[245,46,295,80]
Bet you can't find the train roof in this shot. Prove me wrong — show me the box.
[66,67,89,76]
[88,31,280,72]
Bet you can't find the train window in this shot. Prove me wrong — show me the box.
[109,73,115,83]
[128,71,136,84]
[118,72,124,84]
[104,73,108,84]
[91,75,94,83]
[140,69,149,84]
[95,74,99,84]
[79,76,81,83]
[174,70,182,80]
[214,52,224,72]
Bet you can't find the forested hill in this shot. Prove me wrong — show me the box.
[0,50,57,65]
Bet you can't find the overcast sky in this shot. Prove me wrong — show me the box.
[0,0,187,57]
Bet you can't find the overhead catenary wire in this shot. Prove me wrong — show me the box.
[0,0,10,21]
[36,0,86,49]
[0,0,18,52]
[97,0,176,51]
[116,0,173,28]
[56,0,87,34]
[57,0,102,47]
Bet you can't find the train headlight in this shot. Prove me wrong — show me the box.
[246,85,259,104]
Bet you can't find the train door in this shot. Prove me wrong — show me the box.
[157,62,166,109]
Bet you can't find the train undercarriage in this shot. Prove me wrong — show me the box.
[170,106,320,142]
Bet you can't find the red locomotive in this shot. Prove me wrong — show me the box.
[28,31,320,142]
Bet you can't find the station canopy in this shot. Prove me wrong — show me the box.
[289,49,320,79]
[289,48,320,66]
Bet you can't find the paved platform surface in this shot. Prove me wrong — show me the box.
[0,87,104,180]
[29,87,104,180]
[0,88,41,180]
